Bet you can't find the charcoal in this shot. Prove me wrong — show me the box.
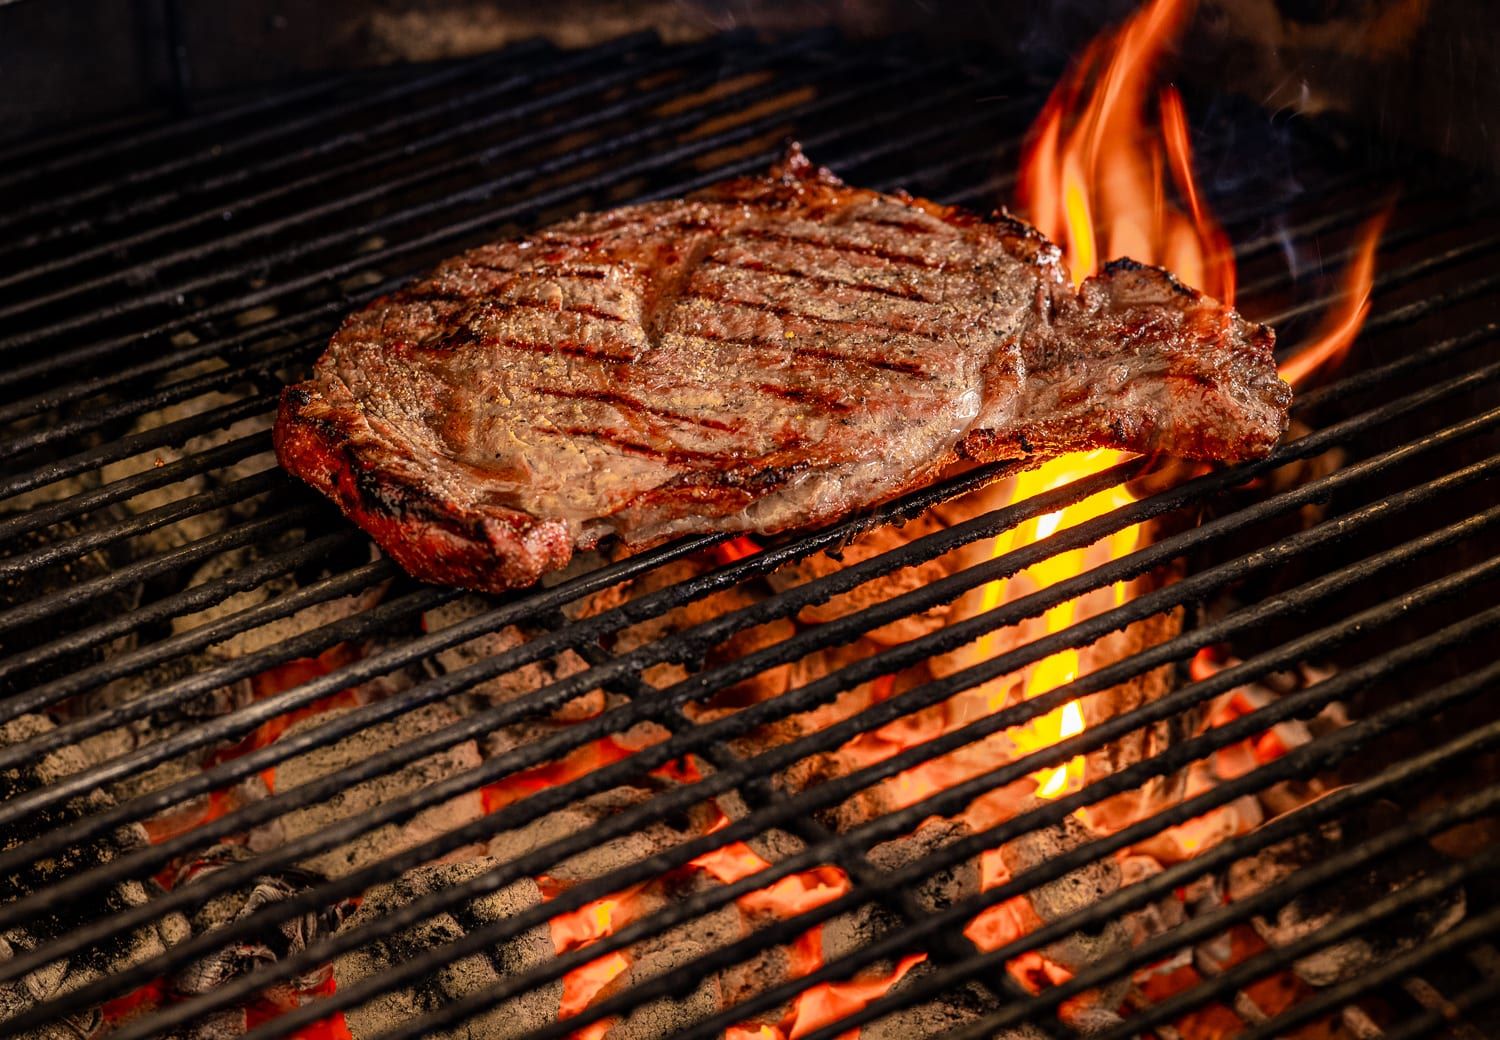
[765,517,954,645]
[174,545,385,663]
[98,388,275,553]
[0,715,188,1034]
[715,942,796,1027]
[858,960,1047,1040]
[248,703,484,877]
[634,873,742,957]
[999,806,1120,925]
[997,803,1129,1007]
[866,817,982,913]
[423,597,605,720]
[170,845,352,1009]
[1227,798,1467,986]
[333,861,559,1040]
[597,942,719,1040]
[486,786,704,885]
[821,900,905,965]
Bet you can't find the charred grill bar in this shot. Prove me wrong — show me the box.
[2,29,1498,1040]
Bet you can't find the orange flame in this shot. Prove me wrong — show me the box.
[987,0,1213,804]
[1278,208,1391,387]
[1018,0,1226,298]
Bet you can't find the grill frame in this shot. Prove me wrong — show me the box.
[2,28,1498,1040]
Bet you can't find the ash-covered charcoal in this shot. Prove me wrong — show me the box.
[764,515,956,646]
[172,538,388,664]
[0,715,189,1034]
[857,960,1047,1040]
[248,703,485,877]
[1227,797,1467,987]
[99,383,276,540]
[821,899,906,966]
[996,802,1130,1019]
[595,942,720,1040]
[1077,605,1192,833]
[485,785,710,885]
[866,817,983,913]
[333,860,559,1040]
[169,845,352,1016]
[422,597,606,721]
[0,518,140,692]
[625,870,743,970]
[999,802,1121,927]
[579,555,753,689]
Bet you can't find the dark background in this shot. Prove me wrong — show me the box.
[2,0,1496,174]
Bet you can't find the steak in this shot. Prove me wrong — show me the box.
[276,145,1290,594]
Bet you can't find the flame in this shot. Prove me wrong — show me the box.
[993,0,1213,803]
[978,0,1387,806]
[1018,0,1224,297]
[975,450,1144,803]
[1278,208,1391,388]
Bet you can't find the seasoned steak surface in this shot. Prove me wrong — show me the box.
[277,146,1290,593]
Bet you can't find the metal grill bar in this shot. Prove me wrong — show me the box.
[0,538,378,692]
[8,282,1488,780]
[0,393,271,500]
[0,469,286,581]
[0,297,338,424]
[5,366,1496,1026]
[0,504,322,636]
[0,39,561,231]
[570,640,1048,1027]
[3,185,1474,484]
[696,628,1500,1040]
[224,531,1500,1040]
[1270,231,1500,328]
[0,429,272,542]
[0,33,767,321]
[0,65,367,196]
[0,55,938,360]
[0,36,652,281]
[0,64,936,403]
[0,332,298,462]
[1383,956,1500,1040]
[0,106,1367,430]
[2,329,1492,885]
[3,34,1496,1040]
[1087,814,1500,1039]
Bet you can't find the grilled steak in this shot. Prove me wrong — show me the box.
[276,145,1290,594]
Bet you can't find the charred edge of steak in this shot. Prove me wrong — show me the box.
[275,386,577,593]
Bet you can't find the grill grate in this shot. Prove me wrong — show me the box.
[2,29,1499,1040]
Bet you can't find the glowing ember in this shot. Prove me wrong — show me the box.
[482,736,639,814]
[545,885,642,1039]
[785,953,926,1040]
[690,810,925,1039]
[1278,208,1391,388]
[712,535,764,565]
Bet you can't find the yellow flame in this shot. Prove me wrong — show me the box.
[978,450,1143,799]
[1035,701,1087,799]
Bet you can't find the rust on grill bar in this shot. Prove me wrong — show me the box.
[1,12,1498,1040]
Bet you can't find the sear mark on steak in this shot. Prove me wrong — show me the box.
[276,145,1290,594]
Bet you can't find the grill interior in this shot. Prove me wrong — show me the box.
[2,29,1500,1040]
